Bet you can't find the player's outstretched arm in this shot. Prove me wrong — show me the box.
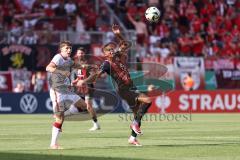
[112,24,125,42]
[76,70,102,87]
[72,63,98,70]
[119,40,132,53]
[111,24,132,53]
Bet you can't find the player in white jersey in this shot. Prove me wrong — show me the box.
[46,41,87,149]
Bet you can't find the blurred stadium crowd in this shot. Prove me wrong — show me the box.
[115,0,240,58]
[0,0,239,93]
[1,0,240,57]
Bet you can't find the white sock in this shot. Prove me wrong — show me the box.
[94,121,100,127]
[50,126,60,146]
[133,120,138,124]
[64,105,79,117]
[130,135,136,141]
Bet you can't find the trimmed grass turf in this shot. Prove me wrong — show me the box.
[0,114,240,160]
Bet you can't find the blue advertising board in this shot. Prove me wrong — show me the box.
[0,92,130,114]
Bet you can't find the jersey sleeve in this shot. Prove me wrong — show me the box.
[51,54,61,66]
[100,61,110,74]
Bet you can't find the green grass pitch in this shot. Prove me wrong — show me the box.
[0,114,240,160]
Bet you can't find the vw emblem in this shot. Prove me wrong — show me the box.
[20,94,38,113]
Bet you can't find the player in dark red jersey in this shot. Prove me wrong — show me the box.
[71,47,100,131]
[76,24,152,146]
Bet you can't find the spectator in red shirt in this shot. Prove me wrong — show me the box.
[185,1,197,21]
[235,41,240,57]
[191,15,202,33]
[155,20,169,40]
[215,11,224,27]
[231,25,239,37]
[224,14,233,31]
[126,1,137,17]
[178,0,188,16]
[84,8,97,30]
[200,4,210,25]
[221,43,234,57]
[222,32,233,48]
[233,13,240,30]
[192,33,204,56]
[206,21,216,43]
[178,33,192,56]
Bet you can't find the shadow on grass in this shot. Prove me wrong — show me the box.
[168,138,240,144]
[0,152,146,160]
[150,142,240,148]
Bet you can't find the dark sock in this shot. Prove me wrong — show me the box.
[92,116,97,122]
[135,102,152,124]
[131,129,137,137]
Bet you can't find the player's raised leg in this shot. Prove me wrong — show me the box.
[64,96,87,117]
[74,98,87,111]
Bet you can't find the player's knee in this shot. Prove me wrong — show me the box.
[145,97,152,104]
[82,102,87,109]
[80,102,87,110]
[85,99,92,105]
[141,96,152,104]
[86,105,92,111]
[54,113,64,123]
[138,94,152,104]
[75,99,86,108]
[55,117,64,124]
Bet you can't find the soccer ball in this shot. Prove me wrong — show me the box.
[145,7,161,23]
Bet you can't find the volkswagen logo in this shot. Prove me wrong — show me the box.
[20,94,38,113]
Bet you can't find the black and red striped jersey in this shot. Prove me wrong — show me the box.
[100,55,133,89]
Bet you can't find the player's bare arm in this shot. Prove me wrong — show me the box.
[72,62,98,70]
[119,40,132,53]
[112,24,132,54]
[71,63,98,86]
[75,70,102,87]
[46,62,70,77]
[112,24,125,42]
